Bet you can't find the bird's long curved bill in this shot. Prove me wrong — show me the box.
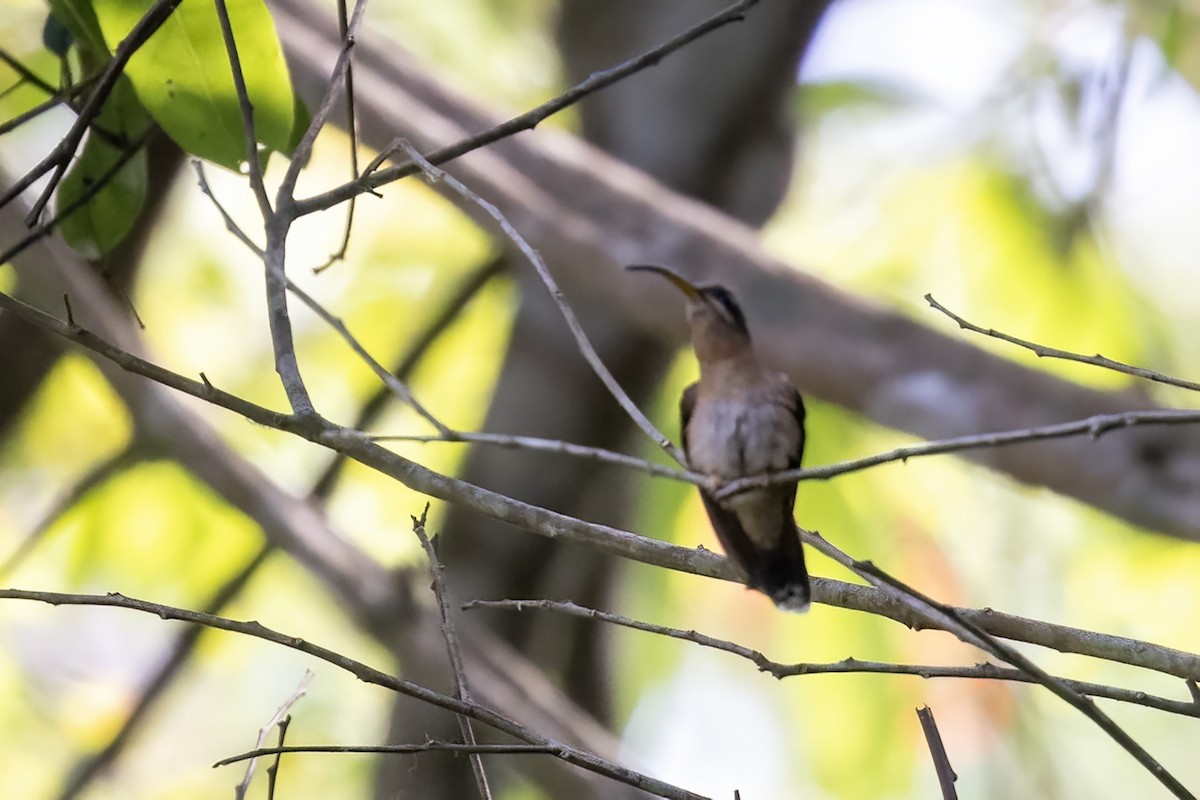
[625,264,701,299]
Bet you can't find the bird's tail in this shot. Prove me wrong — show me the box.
[759,534,810,612]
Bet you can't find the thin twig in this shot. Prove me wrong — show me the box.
[285,280,451,434]
[463,599,1200,718]
[927,294,1200,393]
[277,0,369,203]
[3,289,1198,683]
[311,255,504,497]
[0,47,58,96]
[0,69,103,138]
[211,0,272,218]
[58,545,274,800]
[371,431,700,484]
[373,405,1200,510]
[193,158,449,433]
[292,0,758,217]
[0,589,707,800]
[191,160,264,255]
[216,741,559,766]
[396,140,685,464]
[0,128,156,267]
[412,506,491,800]
[805,532,1194,800]
[264,716,291,800]
[715,408,1200,499]
[211,0,315,416]
[254,0,373,415]
[235,671,313,800]
[311,0,360,274]
[4,0,181,221]
[916,706,958,800]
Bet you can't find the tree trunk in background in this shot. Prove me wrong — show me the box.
[374,2,830,797]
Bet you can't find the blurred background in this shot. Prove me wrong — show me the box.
[3,0,1200,798]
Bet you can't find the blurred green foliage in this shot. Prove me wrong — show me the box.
[3,0,1200,798]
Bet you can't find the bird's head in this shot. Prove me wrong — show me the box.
[626,265,751,362]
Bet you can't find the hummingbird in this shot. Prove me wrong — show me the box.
[628,265,810,610]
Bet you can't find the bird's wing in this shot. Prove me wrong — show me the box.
[680,381,765,580]
[679,381,698,462]
[782,382,806,509]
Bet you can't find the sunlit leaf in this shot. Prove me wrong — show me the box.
[57,77,149,256]
[91,0,296,170]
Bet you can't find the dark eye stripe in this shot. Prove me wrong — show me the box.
[701,286,748,333]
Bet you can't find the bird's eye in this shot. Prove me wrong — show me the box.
[702,287,748,333]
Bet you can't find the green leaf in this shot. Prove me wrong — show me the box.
[57,77,150,257]
[796,77,927,120]
[1161,1,1185,70]
[91,0,297,170]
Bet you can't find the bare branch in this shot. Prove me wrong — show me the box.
[235,670,313,799]
[292,0,759,216]
[396,140,685,465]
[216,741,559,766]
[310,0,361,274]
[0,129,156,267]
[264,716,291,800]
[916,706,958,800]
[375,413,1200,517]
[0,47,58,96]
[191,160,265,255]
[277,0,369,201]
[806,531,1194,799]
[463,599,1200,718]
[412,507,491,800]
[927,294,1200,393]
[284,279,451,435]
[0,589,707,800]
[2,287,1198,683]
[716,408,1200,500]
[211,0,272,218]
[255,0,373,415]
[372,431,701,485]
[59,544,273,800]
[2,0,181,221]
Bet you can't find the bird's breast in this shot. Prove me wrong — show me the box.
[686,397,799,480]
